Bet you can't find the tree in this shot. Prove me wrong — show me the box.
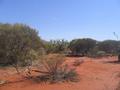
[97,40,119,54]
[0,23,44,73]
[69,38,96,56]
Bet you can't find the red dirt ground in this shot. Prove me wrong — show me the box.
[0,56,120,90]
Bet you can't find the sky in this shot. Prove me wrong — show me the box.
[0,0,120,41]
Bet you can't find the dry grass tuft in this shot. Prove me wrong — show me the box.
[31,54,79,83]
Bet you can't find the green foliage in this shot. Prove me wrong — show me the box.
[0,23,44,70]
[45,40,69,54]
[97,40,119,54]
[69,38,96,55]
[96,51,106,57]
[88,46,106,58]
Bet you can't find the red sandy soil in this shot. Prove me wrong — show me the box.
[0,56,120,90]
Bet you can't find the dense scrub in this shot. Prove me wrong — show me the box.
[0,23,44,73]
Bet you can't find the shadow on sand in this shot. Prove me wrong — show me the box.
[103,60,120,64]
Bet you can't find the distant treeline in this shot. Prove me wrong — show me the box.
[45,38,120,57]
[0,23,120,67]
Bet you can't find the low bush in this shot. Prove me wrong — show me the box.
[0,23,44,74]
[88,50,106,58]
[73,59,84,66]
[32,54,79,83]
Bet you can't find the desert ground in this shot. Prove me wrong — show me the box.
[0,56,120,90]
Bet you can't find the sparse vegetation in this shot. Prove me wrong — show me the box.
[1,0,120,89]
[0,23,120,90]
[32,54,79,83]
[73,59,83,66]
[45,40,69,54]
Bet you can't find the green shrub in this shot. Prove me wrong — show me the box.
[88,49,106,58]
[0,23,44,73]
[45,40,69,54]
[96,51,106,57]
[69,38,96,56]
